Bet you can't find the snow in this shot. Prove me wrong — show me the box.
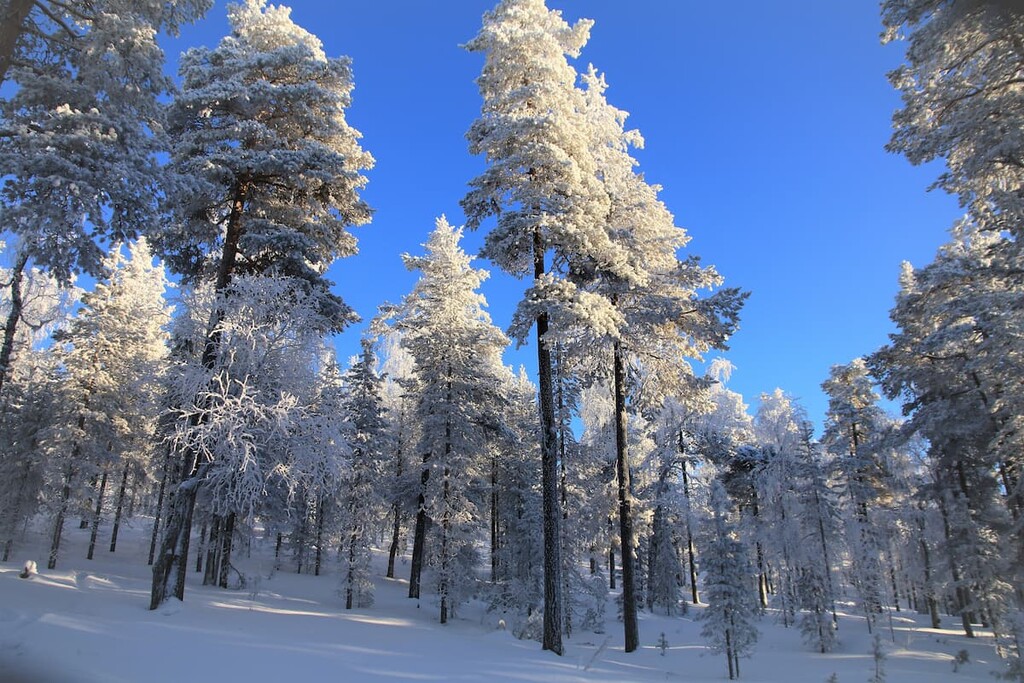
[0,520,1001,682]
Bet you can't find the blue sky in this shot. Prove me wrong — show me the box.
[163,1,962,431]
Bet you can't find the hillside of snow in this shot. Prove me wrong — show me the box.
[0,518,1004,683]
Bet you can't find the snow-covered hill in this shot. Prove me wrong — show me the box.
[0,519,1001,682]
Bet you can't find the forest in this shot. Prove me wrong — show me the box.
[0,0,1021,681]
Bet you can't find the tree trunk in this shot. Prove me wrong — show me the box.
[680,453,700,605]
[314,497,324,577]
[218,512,234,589]
[196,521,206,574]
[612,341,639,653]
[47,465,74,570]
[409,451,430,599]
[387,442,406,580]
[109,464,130,553]
[534,252,564,652]
[608,517,616,591]
[204,517,220,585]
[0,249,28,397]
[439,470,451,624]
[0,0,32,87]
[490,455,499,583]
[150,178,249,609]
[387,505,403,580]
[86,467,109,560]
[148,443,174,566]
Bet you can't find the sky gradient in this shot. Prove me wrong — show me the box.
[162,1,963,431]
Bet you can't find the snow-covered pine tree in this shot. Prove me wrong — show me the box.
[700,480,759,680]
[377,331,419,580]
[398,217,509,624]
[793,420,840,652]
[0,348,60,562]
[338,339,389,609]
[821,359,892,633]
[44,239,170,569]
[489,367,546,637]
[752,390,811,627]
[870,224,1021,644]
[150,0,373,609]
[882,0,1024,242]
[463,0,612,653]
[0,1,207,394]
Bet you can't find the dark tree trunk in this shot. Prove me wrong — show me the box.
[680,452,700,605]
[150,178,249,610]
[86,467,109,560]
[148,443,174,566]
[533,230,564,656]
[204,517,220,585]
[439,468,451,625]
[218,512,235,589]
[0,249,28,397]
[196,521,206,574]
[47,465,74,570]
[490,455,499,583]
[387,505,403,580]
[314,497,324,577]
[612,341,638,652]
[387,441,406,580]
[109,464,130,553]
[409,451,430,599]
[0,0,32,87]
[608,516,616,591]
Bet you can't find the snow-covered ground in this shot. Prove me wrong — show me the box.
[0,519,1002,682]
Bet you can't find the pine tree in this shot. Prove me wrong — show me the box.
[150,0,372,609]
[821,360,892,632]
[882,0,1024,241]
[463,0,608,653]
[397,217,509,623]
[700,480,759,680]
[45,239,170,569]
[0,1,207,394]
[339,340,389,609]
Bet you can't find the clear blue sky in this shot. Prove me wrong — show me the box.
[162,1,961,432]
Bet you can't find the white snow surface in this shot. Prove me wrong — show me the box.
[0,520,1001,682]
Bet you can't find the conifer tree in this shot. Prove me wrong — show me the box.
[150,0,372,609]
[700,480,759,680]
[398,217,509,623]
[463,0,608,652]
[339,340,388,609]
[0,0,207,394]
[46,239,170,569]
[821,360,891,632]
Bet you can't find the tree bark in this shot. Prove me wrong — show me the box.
[150,177,249,610]
[314,496,324,577]
[86,466,109,560]
[0,250,29,397]
[491,454,501,583]
[680,452,700,605]
[218,512,234,589]
[48,463,74,570]
[0,0,32,87]
[387,443,406,579]
[109,464,130,553]
[408,451,430,599]
[148,443,174,566]
[534,230,563,655]
[612,341,639,652]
